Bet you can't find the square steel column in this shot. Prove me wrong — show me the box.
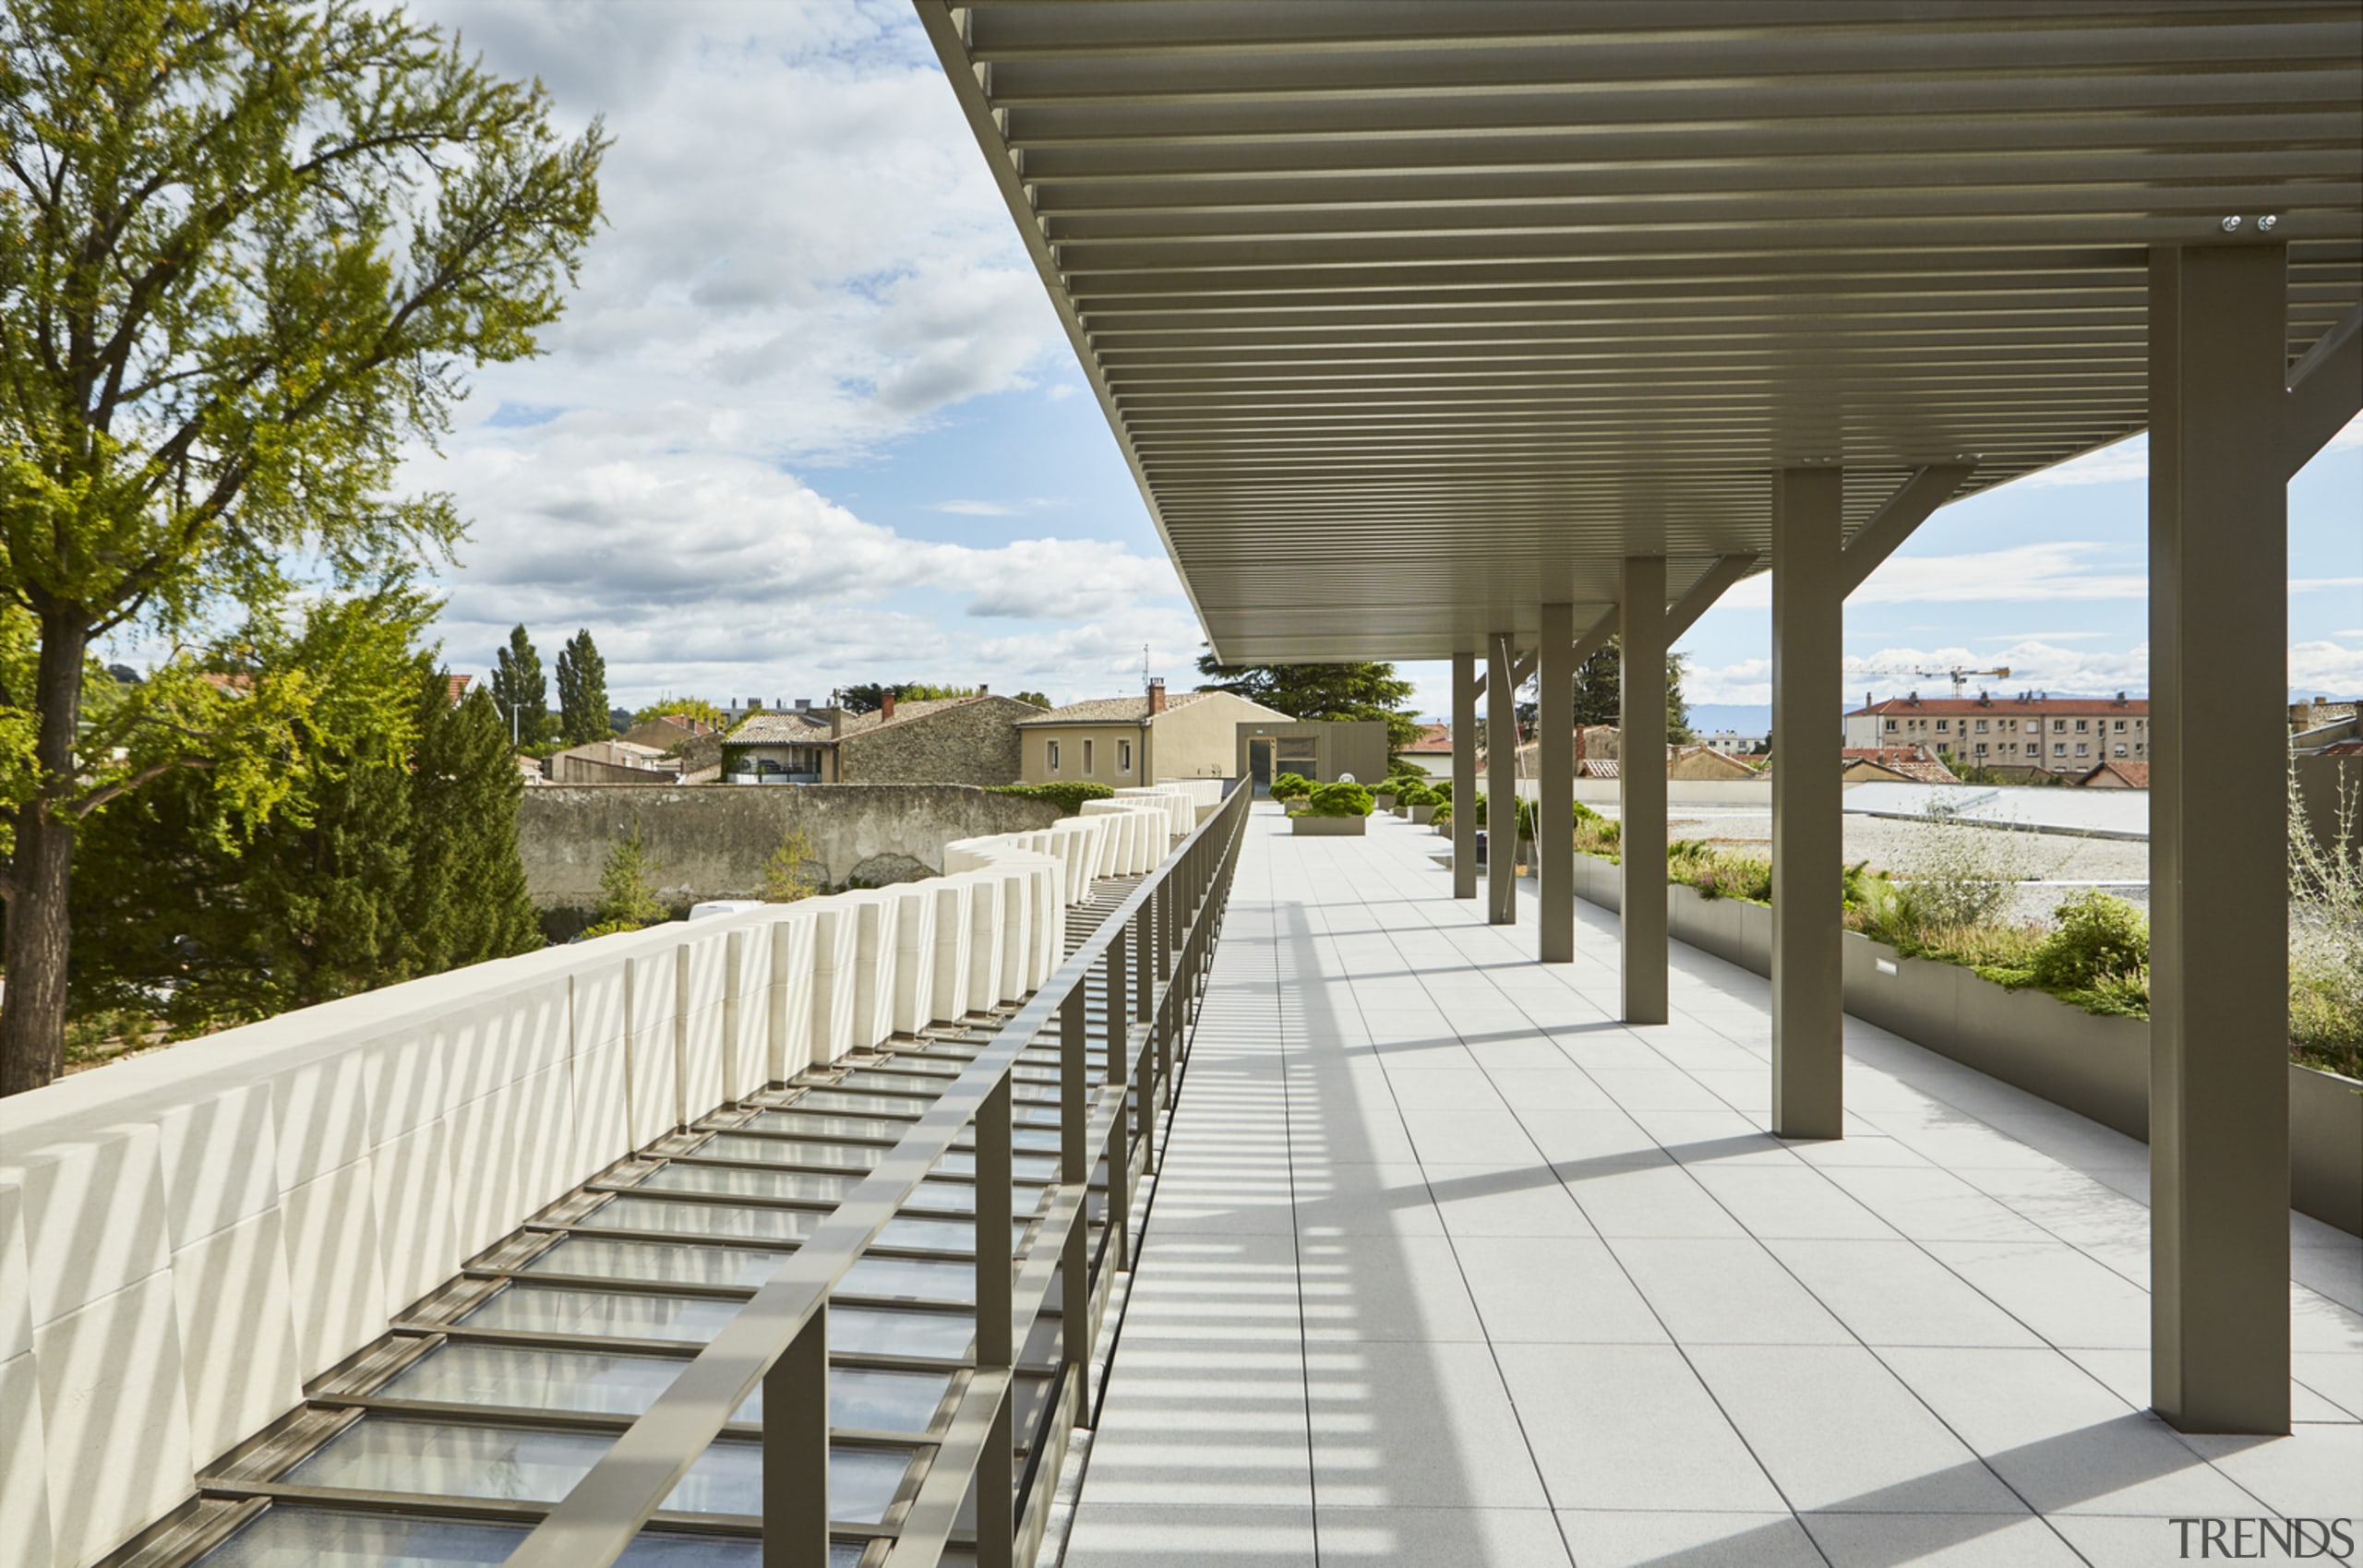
[1771,467,1845,1139]
[2149,242,2291,1436]
[1538,604,1577,961]
[1619,562,1668,1020]
[1486,633,1518,926]
[1453,652,1479,899]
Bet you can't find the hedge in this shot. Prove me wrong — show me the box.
[989,782,1117,815]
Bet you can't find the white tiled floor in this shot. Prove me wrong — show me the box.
[1063,805,2363,1567]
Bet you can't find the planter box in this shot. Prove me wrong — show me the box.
[1409,805,1435,824]
[1292,814,1367,836]
[1281,799,1307,815]
[1565,860,2363,1237]
[1373,792,1397,809]
[1392,805,1412,819]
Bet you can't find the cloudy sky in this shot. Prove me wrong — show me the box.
[391,0,2360,723]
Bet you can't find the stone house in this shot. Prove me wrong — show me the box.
[720,692,1042,785]
[1018,681,1290,784]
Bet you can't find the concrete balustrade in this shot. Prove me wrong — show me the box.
[0,805,1101,1568]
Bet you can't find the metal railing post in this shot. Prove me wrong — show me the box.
[974,1077,1014,1568]
[762,1301,829,1568]
[1060,976,1090,1384]
[1105,930,1132,1269]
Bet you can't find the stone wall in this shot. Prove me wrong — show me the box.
[517,784,1062,918]
[838,695,1037,785]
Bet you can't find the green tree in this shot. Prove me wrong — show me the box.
[1013,690,1051,709]
[584,815,665,937]
[68,585,546,1029]
[761,823,822,904]
[630,695,725,729]
[1194,652,1422,752]
[405,676,540,973]
[0,0,606,1092]
[1520,637,1696,744]
[491,625,548,745]
[553,628,608,746]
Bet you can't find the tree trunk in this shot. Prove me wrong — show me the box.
[0,613,89,1095]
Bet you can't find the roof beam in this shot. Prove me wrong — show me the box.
[1665,553,1760,642]
[1838,463,1978,598]
[2286,300,2363,477]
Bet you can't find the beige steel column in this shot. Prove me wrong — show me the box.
[1619,562,1668,1020]
[2149,242,2290,1436]
[1538,604,1577,962]
[1771,467,1845,1138]
[1486,633,1517,926]
[1453,652,1479,899]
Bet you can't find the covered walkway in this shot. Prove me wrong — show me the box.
[1067,807,2360,1568]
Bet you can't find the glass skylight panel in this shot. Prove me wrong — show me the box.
[522,1237,791,1289]
[587,1195,812,1241]
[377,1343,948,1433]
[193,1511,859,1568]
[746,1109,906,1141]
[932,1150,1060,1181]
[634,1164,850,1203]
[793,1090,930,1116]
[878,1215,1025,1252]
[460,1284,745,1345]
[278,1418,909,1523]
[835,1070,951,1092]
[698,1134,879,1168]
[842,1255,972,1304]
[831,1306,971,1359]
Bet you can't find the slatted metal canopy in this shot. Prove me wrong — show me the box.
[918,0,2363,662]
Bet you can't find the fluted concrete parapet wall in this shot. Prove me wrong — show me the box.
[0,820,1083,1568]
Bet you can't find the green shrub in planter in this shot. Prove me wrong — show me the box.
[989,782,1117,815]
[1431,801,1452,828]
[1304,782,1374,818]
[1271,772,1313,801]
[1395,780,1438,808]
[2031,891,2149,991]
[1430,778,1453,802]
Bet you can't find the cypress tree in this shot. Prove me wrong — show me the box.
[554,628,610,745]
[492,625,548,744]
[407,675,544,972]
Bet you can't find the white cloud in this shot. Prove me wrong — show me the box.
[2293,578,2363,592]
[929,500,1020,517]
[426,416,1181,700]
[1722,543,2145,608]
[2022,435,2150,487]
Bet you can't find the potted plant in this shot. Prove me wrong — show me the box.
[1272,772,1313,813]
[1292,780,1374,836]
[1396,779,1439,822]
[1431,800,1453,835]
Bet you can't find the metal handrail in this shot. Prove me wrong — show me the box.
[505,784,1250,1567]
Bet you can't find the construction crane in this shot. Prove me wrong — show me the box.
[1853,664,2013,696]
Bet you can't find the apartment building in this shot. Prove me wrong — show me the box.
[1844,691,2150,769]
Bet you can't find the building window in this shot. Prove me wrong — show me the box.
[1974,743,1987,755]
[2075,719,2088,732]
[1048,740,1061,772]
[2113,719,2126,732]
[2026,721,2038,733]
[1119,739,1134,774]
[1974,720,1987,733]
[2076,743,2089,757]
[1083,738,1095,775]
[2114,744,2127,757]
[1885,718,1897,732]
[1936,720,1949,733]
[2053,719,2067,732]
[2054,742,2067,756]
